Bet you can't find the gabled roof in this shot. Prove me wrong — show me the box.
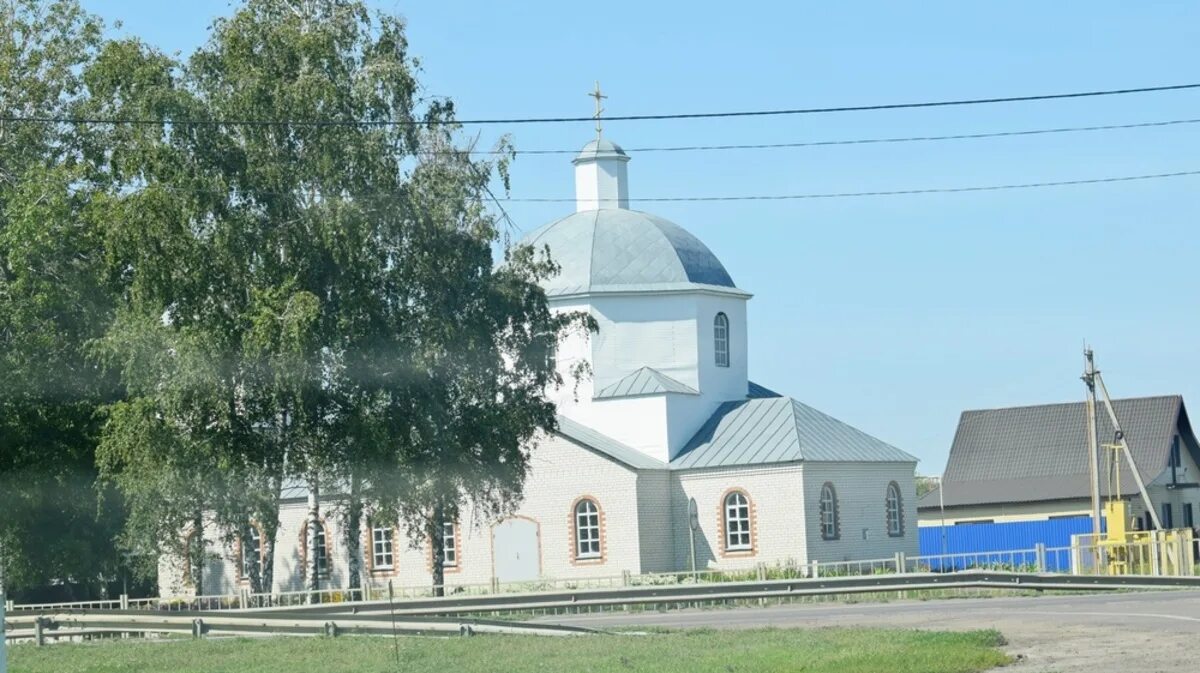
[594,367,699,400]
[671,396,916,470]
[919,395,1194,509]
[554,414,667,470]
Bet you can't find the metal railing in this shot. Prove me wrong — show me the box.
[8,569,1200,646]
[9,540,1195,614]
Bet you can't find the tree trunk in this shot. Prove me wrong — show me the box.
[345,472,362,596]
[189,511,205,598]
[430,502,445,598]
[259,474,282,598]
[305,472,321,600]
[242,518,262,595]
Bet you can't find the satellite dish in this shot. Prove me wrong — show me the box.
[688,497,699,531]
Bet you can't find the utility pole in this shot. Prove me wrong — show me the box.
[1083,347,1103,540]
[1095,367,1162,530]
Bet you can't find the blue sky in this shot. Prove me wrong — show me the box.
[83,1,1200,472]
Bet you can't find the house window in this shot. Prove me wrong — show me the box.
[724,491,752,551]
[574,499,601,560]
[714,313,730,368]
[819,483,839,540]
[441,522,457,568]
[240,527,262,579]
[886,481,904,537]
[1184,503,1194,529]
[372,525,394,570]
[1162,503,1174,529]
[303,521,329,578]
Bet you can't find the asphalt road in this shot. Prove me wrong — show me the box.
[537,590,1200,672]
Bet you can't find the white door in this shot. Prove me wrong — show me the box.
[492,518,540,583]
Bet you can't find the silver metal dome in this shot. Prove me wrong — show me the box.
[519,208,743,298]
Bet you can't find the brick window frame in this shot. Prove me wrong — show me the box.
[717,487,758,557]
[885,481,905,537]
[236,522,267,585]
[568,495,607,565]
[299,517,334,581]
[425,519,464,575]
[819,482,841,541]
[363,519,400,578]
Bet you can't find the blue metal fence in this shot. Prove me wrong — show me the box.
[919,516,1097,571]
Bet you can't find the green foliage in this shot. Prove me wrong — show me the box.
[0,0,126,600]
[8,629,1012,673]
[79,0,589,595]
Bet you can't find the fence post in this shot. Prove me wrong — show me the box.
[757,564,767,581]
[1171,537,1183,577]
[34,617,46,647]
[894,552,906,574]
[120,594,129,611]
[1151,534,1162,576]
[1034,543,1046,573]
[810,560,819,578]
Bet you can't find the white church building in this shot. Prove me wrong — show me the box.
[160,132,919,596]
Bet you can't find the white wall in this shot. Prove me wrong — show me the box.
[551,291,750,464]
[671,464,809,572]
[917,499,1092,526]
[801,462,919,563]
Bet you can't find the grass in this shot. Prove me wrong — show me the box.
[9,628,1011,673]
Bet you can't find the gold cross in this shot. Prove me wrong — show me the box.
[589,81,607,138]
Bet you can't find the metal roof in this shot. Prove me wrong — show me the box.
[918,395,1195,509]
[519,209,746,298]
[555,415,667,470]
[574,138,628,162]
[671,396,916,470]
[594,366,698,400]
[747,381,781,399]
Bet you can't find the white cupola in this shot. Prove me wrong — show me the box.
[573,137,630,211]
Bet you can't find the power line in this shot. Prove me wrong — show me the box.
[102,167,1200,204]
[504,169,1200,202]
[5,83,1200,128]
[502,118,1200,155]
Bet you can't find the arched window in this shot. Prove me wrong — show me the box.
[240,526,263,579]
[574,499,601,560]
[819,483,839,540]
[723,491,752,551]
[886,482,904,537]
[714,313,730,368]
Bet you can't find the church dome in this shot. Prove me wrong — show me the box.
[573,138,628,162]
[520,208,743,297]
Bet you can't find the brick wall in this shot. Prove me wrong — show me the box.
[802,462,919,563]
[671,463,808,572]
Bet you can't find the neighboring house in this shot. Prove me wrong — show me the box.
[918,396,1200,532]
[159,131,918,597]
